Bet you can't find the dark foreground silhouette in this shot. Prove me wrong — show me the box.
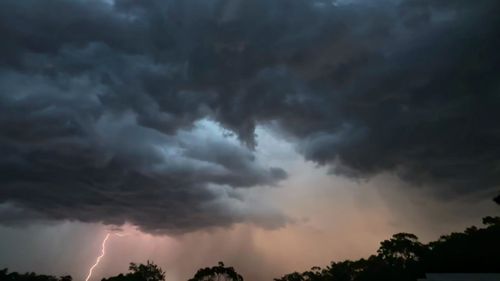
[2,215,499,281]
[274,216,500,281]
[100,262,166,281]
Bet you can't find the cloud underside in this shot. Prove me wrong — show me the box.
[0,0,499,233]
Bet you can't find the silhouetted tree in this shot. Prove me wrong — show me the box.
[377,233,425,262]
[188,262,243,281]
[275,216,500,281]
[4,214,500,281]
[274,272,305,281]
[0,268,71,281]
[101,261,165,281]
[425,216,500,273]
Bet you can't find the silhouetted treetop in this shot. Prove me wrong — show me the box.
[3,215,500,281]
[188,262,243,281]
[377,233,426,263]
[101,261,165,281]
[0,268,72,281]
[275,217,500,281]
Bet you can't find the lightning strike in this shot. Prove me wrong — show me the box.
[84,232,129,281]
[85,233,110,281]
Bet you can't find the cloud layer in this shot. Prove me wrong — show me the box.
[0,0,499,233]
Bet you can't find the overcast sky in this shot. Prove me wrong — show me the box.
[1,0,499,280]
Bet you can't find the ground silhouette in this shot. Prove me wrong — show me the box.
[1,205,499,281]
[101,261,166,281]
[0,268,71,281]
[274,216,500,281]
[188,262,243,281]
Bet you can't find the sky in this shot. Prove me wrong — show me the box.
[0,0,500,280]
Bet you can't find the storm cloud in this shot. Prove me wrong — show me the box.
[0,0,499,233]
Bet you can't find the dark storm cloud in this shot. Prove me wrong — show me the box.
[0,0,499,232]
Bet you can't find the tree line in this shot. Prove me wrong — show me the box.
[2,199,499,281]
[0,261,241,281]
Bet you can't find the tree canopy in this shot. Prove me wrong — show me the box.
[2,214,499,281]
[274,216,500,281]
[0,268,71,281]
[101,261,166,281]
[188,262,243,281]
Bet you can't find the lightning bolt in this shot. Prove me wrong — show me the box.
[85,233,110,281]
[84,232,129,281]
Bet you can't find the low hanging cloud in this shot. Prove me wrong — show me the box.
[0,0,499,233]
